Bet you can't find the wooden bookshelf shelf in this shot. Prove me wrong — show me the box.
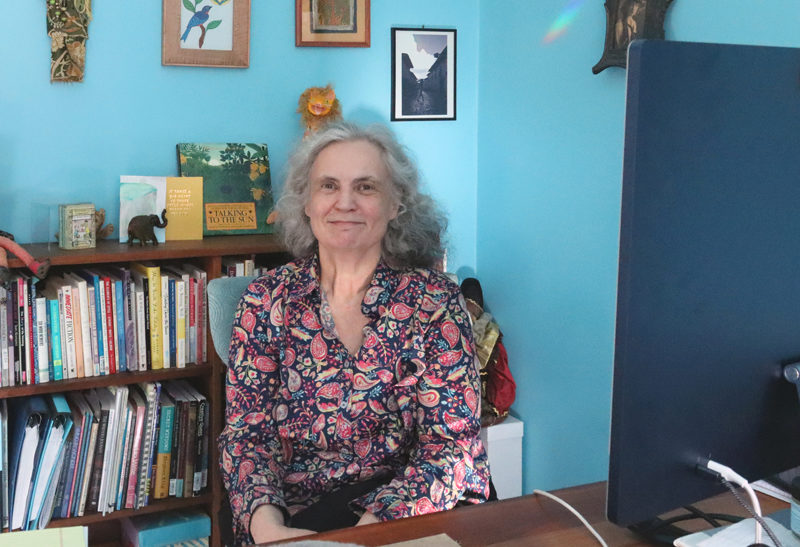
[1,234,288,547]
[0,363,214,399]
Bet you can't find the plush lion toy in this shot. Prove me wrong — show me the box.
[297,84,342,137]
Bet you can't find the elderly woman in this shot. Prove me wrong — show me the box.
[219,121,492,545]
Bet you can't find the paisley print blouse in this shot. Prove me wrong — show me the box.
[218,256,491,543]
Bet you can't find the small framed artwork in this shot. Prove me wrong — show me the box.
[162,0,251,68]
[295,0,370,47]
[391,28,456,121]
[593,0,674,74]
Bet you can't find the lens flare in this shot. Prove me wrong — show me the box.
[543,0,588,44]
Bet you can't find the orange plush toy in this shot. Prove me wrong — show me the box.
[0,231,51,285]
[297,84,342,137]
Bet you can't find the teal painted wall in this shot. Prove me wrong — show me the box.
[477,0,800,495]
[1,2,479,272]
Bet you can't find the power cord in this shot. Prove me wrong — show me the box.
[701,459,783,547]
[720,479,783,547]
[533,489,609,547]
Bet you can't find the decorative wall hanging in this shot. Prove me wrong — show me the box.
[47,0,92,82]
[296,0,370,47]
[593,0,674,74]
[391,28,456,121]
[162,0,250,68]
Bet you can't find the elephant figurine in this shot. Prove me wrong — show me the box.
[127,209,168,246]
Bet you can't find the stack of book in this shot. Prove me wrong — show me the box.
[0,262,208,387]
[0,380,210,531]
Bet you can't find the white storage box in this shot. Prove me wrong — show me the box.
[480,415,524,499]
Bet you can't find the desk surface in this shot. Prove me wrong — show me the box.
[282,481,788,547]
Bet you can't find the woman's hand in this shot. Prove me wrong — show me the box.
[355,511,380,526]
[250,504,315,543]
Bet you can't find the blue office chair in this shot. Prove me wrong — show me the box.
[207,276,256,366]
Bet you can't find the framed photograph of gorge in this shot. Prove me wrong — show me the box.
[391,28,456,121]
[162,0,251,68]
[295,0,370,47]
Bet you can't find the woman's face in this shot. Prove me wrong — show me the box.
[305,139,399,258]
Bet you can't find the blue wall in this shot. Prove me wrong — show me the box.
[1,2,479,271]
[477,0,800,494]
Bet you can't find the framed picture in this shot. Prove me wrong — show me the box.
[592,0,674,74]
[162,0,250,68]
[391,28,456,121]
[295,0,370,47]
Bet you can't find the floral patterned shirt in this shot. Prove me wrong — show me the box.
[218,256,491,544]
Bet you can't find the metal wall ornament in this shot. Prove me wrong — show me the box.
[593,0,674,74]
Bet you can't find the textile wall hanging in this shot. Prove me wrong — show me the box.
[47,0,92,82]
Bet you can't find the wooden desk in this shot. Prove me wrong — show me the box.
[277,482,788,547]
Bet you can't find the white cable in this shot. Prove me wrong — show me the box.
[533,489,609,547]
[705,460,762,544]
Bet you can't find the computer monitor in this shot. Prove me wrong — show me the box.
[607,40,800,530]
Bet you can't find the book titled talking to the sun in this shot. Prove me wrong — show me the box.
[176,143,275,237]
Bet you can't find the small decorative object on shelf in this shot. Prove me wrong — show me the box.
[94,208,114,239]
[59,203,96,250]
[128,209,169,246]
[0,230,51,285]
[298,84,342,137]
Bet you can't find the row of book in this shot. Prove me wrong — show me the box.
[0,262,208,387]
[0,380,209,532]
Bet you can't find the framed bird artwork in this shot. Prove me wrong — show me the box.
[162,0,250,68]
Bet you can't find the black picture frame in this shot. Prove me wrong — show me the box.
[391,27,456,121]
[593,0,674,74]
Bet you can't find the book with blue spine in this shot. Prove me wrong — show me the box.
[113,276,127,373]
[48,299,62,381]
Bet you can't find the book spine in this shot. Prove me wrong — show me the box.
[86,286,100,377]
[182,399,197,498]
[187,277,196,365]
[77,421,99,517]
[35,297,49,383]
[24,277,34,385]
[176,280,186,368]
[135,290,147,371]
[115,406,134,510]
[87,409,109,513]
[51,434,74,520]
[195,396,207,493]
[104,278,117,375]
[76,281,93,378]
[71,413,92,517]
[29,281,38,385]
[62,285,78,379]
[16,277,27,384]
[48,299,63,381]
[153,400,174,500]
[162,275,171,369]
[114,280,126,373]
[125,405,146,509]
[92,277,107,375]
[4,288,14,387]
[70,287,85,379]
[137,382,161,508]
[145,267,163,370]
[168,278,176,368]
[59,428,81,518]
[0,287,8,387]
[123,274,137,370]
[169,394,182,497]
[198,273,207,363]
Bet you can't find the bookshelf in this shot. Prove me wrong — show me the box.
[2,234,288,546]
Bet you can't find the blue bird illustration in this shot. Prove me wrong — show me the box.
[181,5,212,42]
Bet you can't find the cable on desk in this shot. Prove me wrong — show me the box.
[720,479,783,547]
[532,489,609,547]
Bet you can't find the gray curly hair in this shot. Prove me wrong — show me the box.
[276,121,447,269]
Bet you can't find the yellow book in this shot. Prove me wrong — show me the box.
[165,177,203,241]
[130,263,163,370]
